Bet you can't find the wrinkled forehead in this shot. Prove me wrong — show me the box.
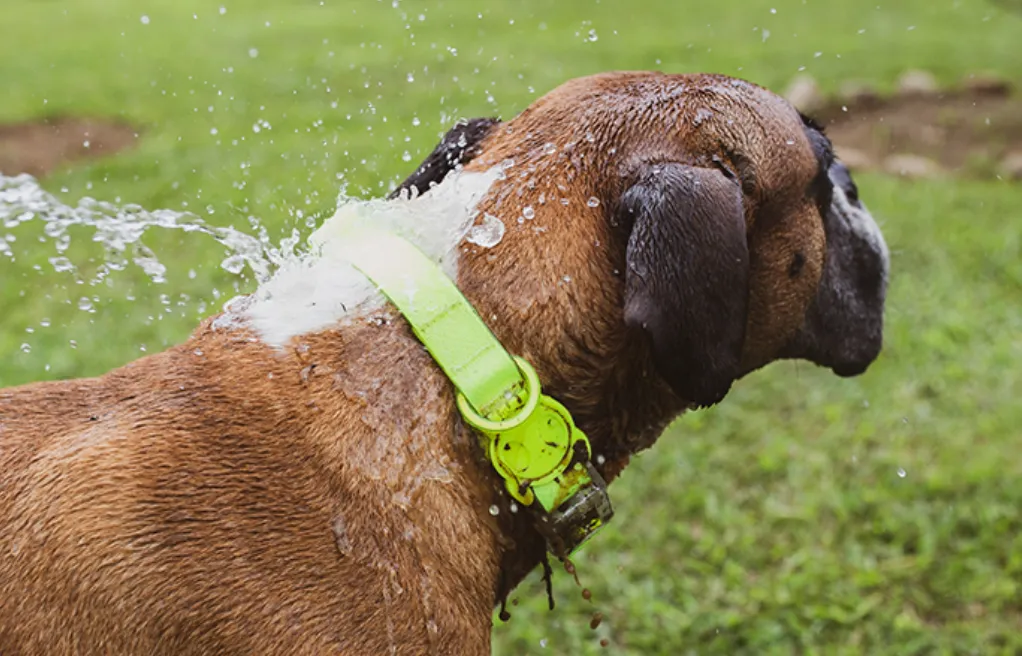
[691,84,833,198]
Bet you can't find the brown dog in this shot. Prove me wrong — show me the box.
[0,72,888,654]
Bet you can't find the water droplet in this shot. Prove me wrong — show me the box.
[510,502,518,514]
[488,505,500,516]
[48,256,74,273]
[542,142,557,155]
[219,6,227,15]
[596,454,606,466]
[465,214,505,248]
[39,318,50,328]
[586,197,600,208]
[77,297,94,312]
[20,343,30,353]
[897,467,907,478]
[540,638,548,648]
[140,15,150,25]
[401,151,412,162]
[586,28,598,42]
[248,48,259,58]
[221,255,246,274]
[406,72,415,83]
[193,349,204,357]
[411,116,421,127]
[522,206,535,220]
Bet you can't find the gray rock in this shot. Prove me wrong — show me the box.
[897,70,939,96]
[883,154,943,179]
[999,152,1022,180]
[784,75,825,114]
[838,80,881,106]
[834,146,873,171]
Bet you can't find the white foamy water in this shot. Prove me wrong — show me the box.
[233,166,502,347]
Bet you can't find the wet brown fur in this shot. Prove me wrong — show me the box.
[0,72,873,654]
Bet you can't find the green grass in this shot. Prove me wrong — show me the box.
[3,0,1022,653]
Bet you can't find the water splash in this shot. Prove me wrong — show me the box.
[0,173,296,285]
[3,165,502,349]
[239,166,501,346]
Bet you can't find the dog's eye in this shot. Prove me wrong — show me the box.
[844,178,860,205]
[829,161,860,206]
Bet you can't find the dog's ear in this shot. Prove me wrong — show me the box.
[389,117,500,199]
[619,163,749,408]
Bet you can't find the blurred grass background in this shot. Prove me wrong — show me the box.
[2,0,1022,653]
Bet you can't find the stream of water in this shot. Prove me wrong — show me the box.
[0,172,297,286]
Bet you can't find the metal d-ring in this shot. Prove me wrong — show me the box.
[455,355,542,433]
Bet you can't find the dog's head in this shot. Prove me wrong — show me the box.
[393,72,889,411]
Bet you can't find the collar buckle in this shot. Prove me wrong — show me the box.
[457,356,614,555]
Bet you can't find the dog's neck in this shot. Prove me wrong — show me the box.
[449,200,689,601]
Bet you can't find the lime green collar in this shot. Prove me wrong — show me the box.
[340,224,613,556]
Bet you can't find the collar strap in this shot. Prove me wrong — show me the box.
[339,224,613,556]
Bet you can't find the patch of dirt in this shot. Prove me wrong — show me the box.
[817,87,1022,180]
[0,117,139,178]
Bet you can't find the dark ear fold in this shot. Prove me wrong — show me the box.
[620,163,749,407]
[388,117,500,199]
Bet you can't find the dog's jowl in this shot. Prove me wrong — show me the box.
[0,72,888,655]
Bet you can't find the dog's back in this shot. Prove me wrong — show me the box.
[0,322,501,655]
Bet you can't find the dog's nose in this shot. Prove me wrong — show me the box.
[832,360,871,378]
[831,327,883,377]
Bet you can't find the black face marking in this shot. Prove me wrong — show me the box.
[788,251,806,278]
[780,159,889,378]
[800,112,836,213]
